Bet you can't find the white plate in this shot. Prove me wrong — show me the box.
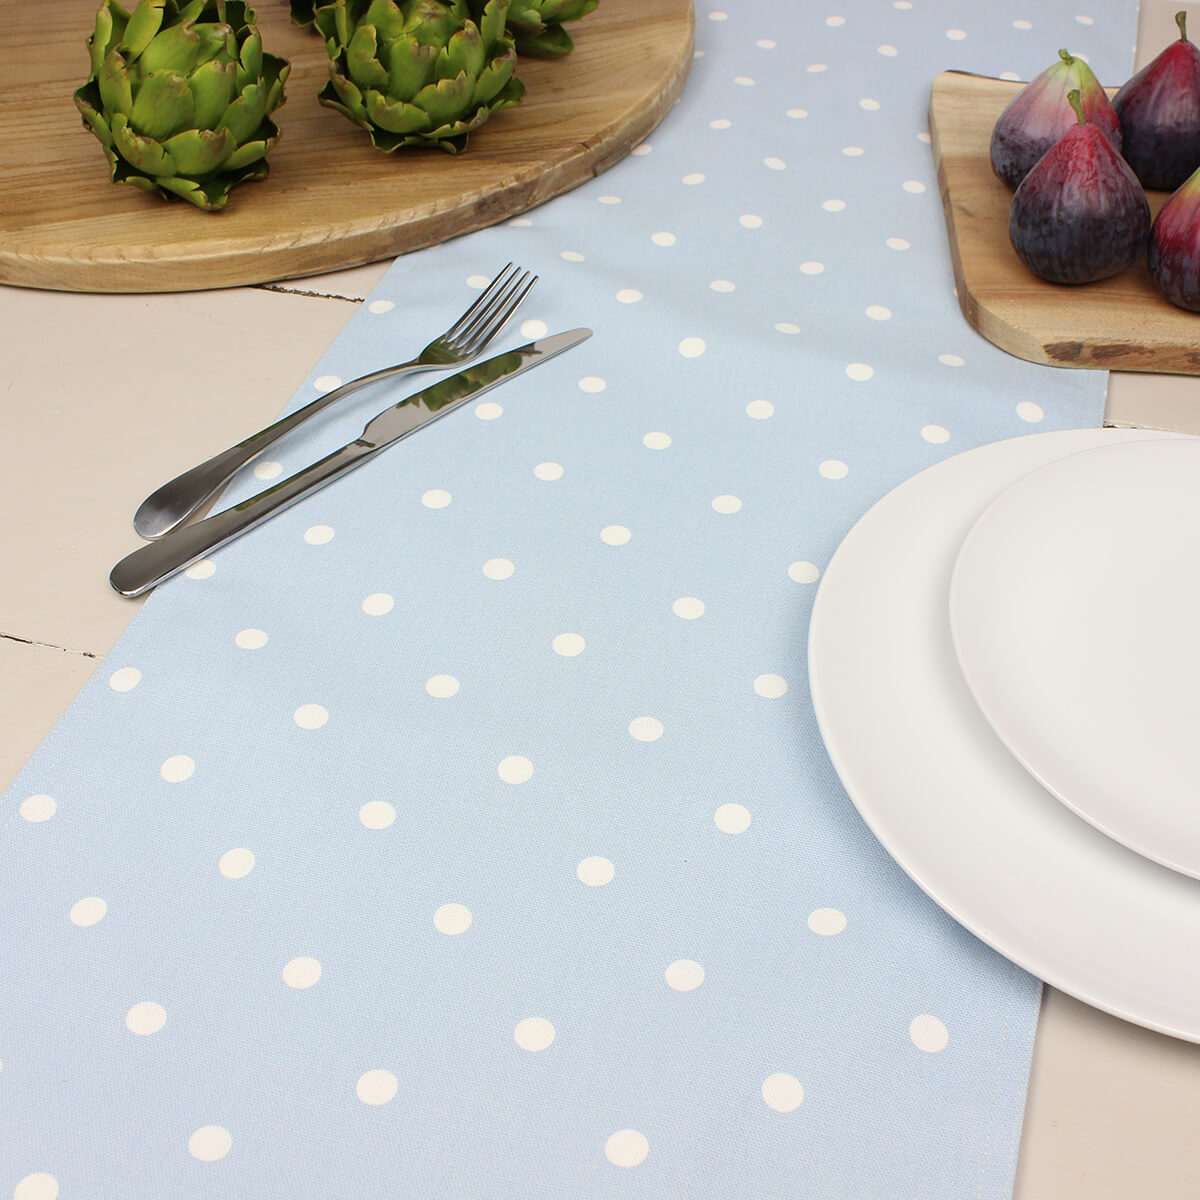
[807,428,1200,1042]
[949,438,1200,879]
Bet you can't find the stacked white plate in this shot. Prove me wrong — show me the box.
[808,428,1200,1041]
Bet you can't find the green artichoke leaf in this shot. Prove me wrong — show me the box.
[130,67,195,140]
[221,119,277,169]
[88,5,115,77]
[177,0,210,24]
[364,0,406,41]
[439,23,485,80]
[138,21,204,75]
[161,125,237,174]
[411,71,474,127]
[111,110,177,175]
[218,80,268,142]
[364,89,435,133]
[75,85,116,147]
[120,0,165,59]
[476,0,509,48]
[472,49,520,105]
[237,26,263,86]
[319,74,369,125]
[385,36,438,100]
[188,57,238,129]
[514,24,572,55]
[346,24,390,92]
[540,0,597,20]
[98,47,135,117]
[407,0,459,46]
[313,1,351,50]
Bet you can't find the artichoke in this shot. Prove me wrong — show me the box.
[496,0,597,57]
[74,0,290,211]
[313,0,524,153]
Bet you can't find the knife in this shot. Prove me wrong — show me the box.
[109,328,592,597]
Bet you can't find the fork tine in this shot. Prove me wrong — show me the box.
[441,263,519,342]
[455,270,536,356]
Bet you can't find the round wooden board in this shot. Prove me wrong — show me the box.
[1,0,693,293]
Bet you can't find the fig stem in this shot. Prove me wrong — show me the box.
[1067,87,1085,125]
[1177,10,1189,41]
[1057,47,1073,64]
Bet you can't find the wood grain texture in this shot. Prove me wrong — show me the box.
[0,0,693,293]
[930,70,1200,376]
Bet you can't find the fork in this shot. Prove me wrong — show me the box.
[131,263,536,540]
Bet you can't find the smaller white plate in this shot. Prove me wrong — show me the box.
[949,437,1200,878]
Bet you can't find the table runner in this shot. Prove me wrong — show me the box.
[3,2,1138,1197]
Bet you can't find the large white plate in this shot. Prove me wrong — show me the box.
[807,427,1200,1042]
[949,438,1200,879]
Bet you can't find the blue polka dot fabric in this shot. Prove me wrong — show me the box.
[3,2,1139,1197]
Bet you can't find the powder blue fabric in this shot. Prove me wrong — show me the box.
[3,2,1139,1197]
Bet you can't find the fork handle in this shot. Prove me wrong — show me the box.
[131,360,418,539]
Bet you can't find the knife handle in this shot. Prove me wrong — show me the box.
[110,438,377,597]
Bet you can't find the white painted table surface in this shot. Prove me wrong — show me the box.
[5,5,1200,1193]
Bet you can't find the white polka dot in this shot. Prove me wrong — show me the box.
[756,37,776,47]
[673,597,705,619]
[878,43,898,55]
[362,593,394,616]
[946,28,966,39]
[679,337,706,358]
[1017,401,1044,423]
[786,108,808,119]
[579,376,607,393]
[125,1001,167,1036]
[714,803,752,833]
[616,288,643,304]
[1000,71,1022,81]
[235,627,268,648]
[577,856,615,886]
[746,399,775,419]
[788,561,821,583]
[825,15,845,25]
[775,322,801,335]
[219,848,255,878]
[822,199,846,212]
[643,432,672,449]
[917,131,932,144]
[910,1014,950,1052]
[860,97,881,110]
[886,236,911,250]
[629,717,664,742]
[764,156,786,171]
[707,9,727,19]
[520,319,549,339]
[902,180,927,194]
[304,524,334,545]
[712,494,742,514]
[534,461,564,481]
[922,424,951,444]
[601,525,632,545]
[13,1174,58,1200]
[282,957,322,989]
[314,374,342,392]
[894,0,912,6]
[651,231,677,246]
[842,145,865,156]
[605,1130,649,1168]
[69,897,107,927]
[293,704,328,730]
[762,1073,805,1112]
[108,667,141,692]
[1013,18,1032,29]
[938,353,965,367]
[1076,14,1094,25]
[359,801,395,830]
[800,261,824,275]
[806,62,827,73]
[561,250,585,262]
[754,674,788,698]
[475,401,503,420]
[710,279,736,292]
[739,213,764,228]
[160,755,195,782]
[483,558,515,580]
[184,559,215,580]
[709,117,732,129]
[433,903,472,935]
[356,1069,398,1105]
[508,216,532,227]
[866,305,892,320]
[252,460,283,480]
[368,299,394,313]
[597,195,621,205]
[682,172,706,185]
[665,959,705,991]
[808,907,847,935]
[466,274,491,289]
[734,75,755,85]
[552,633,586,657]
[425,674,459,698]
[421,489,452,509]
[819,460,849,480]
[498,756,533,784]
[514,1017,556,1051]
[846,362,874,381]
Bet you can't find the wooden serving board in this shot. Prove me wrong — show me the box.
[0,0,693,293]
[930,69,1200,375]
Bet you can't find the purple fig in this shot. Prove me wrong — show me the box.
[990,49,1122,189]
[1148,166,1200,308]
[1112,11,1200,190]
[1009,90,1150,285]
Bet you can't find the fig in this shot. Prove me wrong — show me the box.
[1112,11,1200,190]
[1148,166,1200,309]
[990,49,1121,189]
[1009,90,1150,285]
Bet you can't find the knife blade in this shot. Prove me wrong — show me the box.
[109,327,592,597]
